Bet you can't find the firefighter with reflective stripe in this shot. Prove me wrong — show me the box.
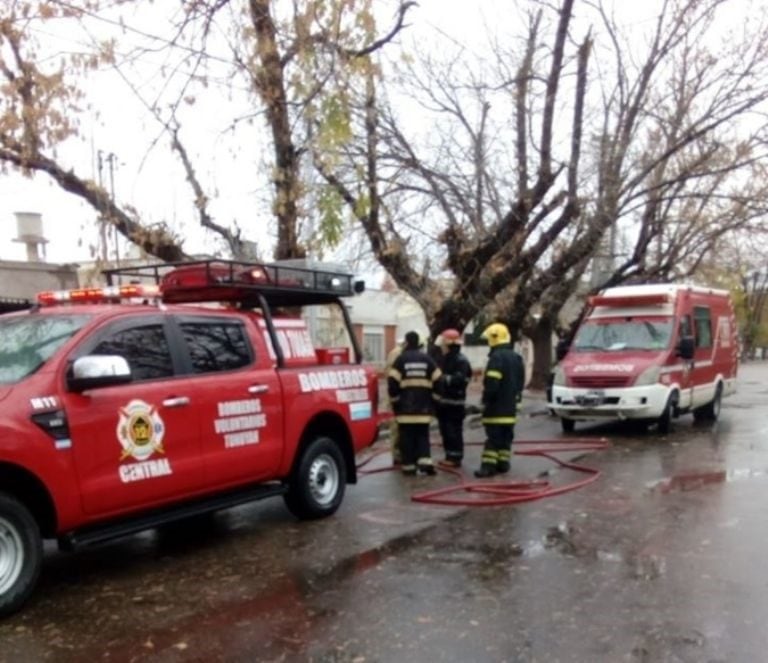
[436,328,473,467]
[387,331,442,476]
[475,323,525,478]
[385,339,405,464]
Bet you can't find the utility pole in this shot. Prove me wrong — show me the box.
[97,150,120,266]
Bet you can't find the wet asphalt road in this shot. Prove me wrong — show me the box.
[2,363,768,662]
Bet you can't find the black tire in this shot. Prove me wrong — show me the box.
[657,396,675,435]
[561,417,576,433]
[284,436,346,520]
[0,493,42,617]
[694,384,723,422]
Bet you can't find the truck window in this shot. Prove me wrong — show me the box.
[304,303,354,351]
[92,325,174,381]
[0,314,90,384]
[693,307,712,348]
[179,320,252,373]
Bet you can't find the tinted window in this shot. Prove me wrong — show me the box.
[92,325,173,381]
[180,321,251,373]
[693,307,712,348]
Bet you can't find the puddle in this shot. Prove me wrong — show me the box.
[647,467,768,493]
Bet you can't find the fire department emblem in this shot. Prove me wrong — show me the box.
[117,400,166,461]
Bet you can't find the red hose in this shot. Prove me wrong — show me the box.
[357,437,610,507]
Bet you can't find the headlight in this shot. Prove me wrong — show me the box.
[552,365,566,386]
[634,365,661,386]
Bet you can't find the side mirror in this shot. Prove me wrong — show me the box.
[555,339,570,361]
[676,335,695,360]
[67,355,132,392]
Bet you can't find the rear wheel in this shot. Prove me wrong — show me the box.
[0,493,42,617]
[561,417,575,433]
[284,436,346,520]
[694,384,722,422]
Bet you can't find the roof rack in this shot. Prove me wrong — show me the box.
[0,296,33,314]
[103,259,362,307]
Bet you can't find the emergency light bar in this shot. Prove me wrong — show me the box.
[37,284,160,306]
[589,293,670,308]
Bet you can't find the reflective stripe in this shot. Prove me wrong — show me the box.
[486,370,503,379]
[432,368,443,382]
[439,398,466,406]
[498,450,511,461]
[396,414,433,423]
[388,368,402,382]
[481,451,498,462]
[417,457,434,467]
[482,416,517,424]
[401,378,434,388]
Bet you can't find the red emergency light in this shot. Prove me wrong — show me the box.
[588,293,670,308]
[37,284,160,306]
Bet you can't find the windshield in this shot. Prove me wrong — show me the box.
[573,318,673,352]
[0,314,91,384]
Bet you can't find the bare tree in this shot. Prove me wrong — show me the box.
[316,0,768,388]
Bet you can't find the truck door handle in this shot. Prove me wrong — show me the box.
[248,384,270,394]
[162,396,190,408]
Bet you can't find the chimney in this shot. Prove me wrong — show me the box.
[13,212,48,262]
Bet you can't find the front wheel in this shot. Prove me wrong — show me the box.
[657,396,675,435]
[284,436,346,520]
[0,493,42,617]
[561,417,575,433]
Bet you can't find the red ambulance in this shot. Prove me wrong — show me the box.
[0,260,380,615]
[550,284,738,433]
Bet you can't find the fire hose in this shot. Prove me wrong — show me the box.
[356,437,610,507]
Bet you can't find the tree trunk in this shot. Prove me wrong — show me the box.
[528,316,554,390]
[250,0,305,261]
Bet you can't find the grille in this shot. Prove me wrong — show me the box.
[571,375,631,389]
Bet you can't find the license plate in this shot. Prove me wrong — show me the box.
[576,390,605,406]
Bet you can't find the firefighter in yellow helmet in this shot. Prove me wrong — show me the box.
[475,322,525,478]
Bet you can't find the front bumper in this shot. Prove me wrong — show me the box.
[550,383,671,421]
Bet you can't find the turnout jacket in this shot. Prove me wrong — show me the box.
[481,342,525,424]
[388,347,442,424]
[437,347,473,408]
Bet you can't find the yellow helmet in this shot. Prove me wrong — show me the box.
[482,322,511,347]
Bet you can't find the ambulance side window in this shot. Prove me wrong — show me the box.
[693,307,712,348]
[179,320,252,374]
[91,325,174,381]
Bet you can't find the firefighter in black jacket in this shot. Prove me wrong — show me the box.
[436,328,473,467]
[475,323,526,478]
[388,331,442,476]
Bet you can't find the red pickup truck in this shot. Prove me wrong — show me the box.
[0,260,380,615]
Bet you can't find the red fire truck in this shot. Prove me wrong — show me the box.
[550,284,738,433]
[0,260,380,615]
